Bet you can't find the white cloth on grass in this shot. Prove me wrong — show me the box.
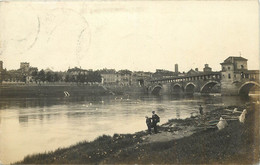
[239,109,247,123]
[217,117,228,130]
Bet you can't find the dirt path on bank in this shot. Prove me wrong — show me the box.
[142,126,198,143]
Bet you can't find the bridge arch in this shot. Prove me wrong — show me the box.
[200,81,220,93]
[172,83,184,94]
[238,81,260,96]
[151,84,163,95]
[185,83,196,94]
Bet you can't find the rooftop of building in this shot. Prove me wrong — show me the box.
[221,56,248,65]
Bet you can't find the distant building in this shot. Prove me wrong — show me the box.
[100,69,119,85]
[186,69,201,75]
[173,64,181,76]
[67,67,88,75]
[118,70,132,86]
[100,69,134,86]
[221,56,248,71]
[153,69,175,79]
[0,61,3,71]
[175,64,178,74]
[220,56,259,95]
[203,64,212,73]
[20,62,30,72]
[44,68,54,73]
[0,61,3,83]
[132,71,152,86]
[220,56,248,82]
[186,64,212,76]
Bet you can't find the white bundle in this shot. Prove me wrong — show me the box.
[239,109,247,123]
[217,117,228,130]
[233,108,239,113]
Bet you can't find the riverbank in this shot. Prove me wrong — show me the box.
[0,84,146,97]
[15,103,259,164]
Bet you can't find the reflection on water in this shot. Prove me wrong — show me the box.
[0,95,258,164]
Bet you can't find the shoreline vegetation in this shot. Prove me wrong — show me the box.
[15,102,259,164]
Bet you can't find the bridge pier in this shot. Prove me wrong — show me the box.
[162,84,172,95]
[220,82,239,95]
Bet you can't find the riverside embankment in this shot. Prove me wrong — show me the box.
[15,102,259,164]
[0,84,146,97]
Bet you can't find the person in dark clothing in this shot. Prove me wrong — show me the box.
[152,111,160,134]
[145,116,152,134]
[199,105,203,115]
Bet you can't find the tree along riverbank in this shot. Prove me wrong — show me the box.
[15,103,259,164]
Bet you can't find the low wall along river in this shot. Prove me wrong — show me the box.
[0,84,146,97]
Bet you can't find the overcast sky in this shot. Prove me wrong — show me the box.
[0,1,259,72]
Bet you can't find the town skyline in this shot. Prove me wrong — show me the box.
[0,1,259,72]
[0,59,218,73]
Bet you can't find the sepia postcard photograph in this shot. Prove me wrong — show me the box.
[0,0,259,164]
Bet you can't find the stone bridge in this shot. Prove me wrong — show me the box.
[149,72,221,95]
[221,70,260,96]
[148,71,260,96]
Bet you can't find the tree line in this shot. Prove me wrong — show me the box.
[1,69,102,84]
[32,70,102,83]
[1,67,136,84]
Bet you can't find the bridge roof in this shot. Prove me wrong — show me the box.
[233,70,259,73]
[244,70,260,73]
[150,72,220,81]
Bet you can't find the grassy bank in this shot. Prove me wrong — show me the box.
[0,84,146,97]
[15,103,259,164]
[0,85,109,97]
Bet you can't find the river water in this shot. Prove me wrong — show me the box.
[0,95,257,164]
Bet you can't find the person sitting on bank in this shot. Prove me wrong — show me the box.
[199,105,203,115]
[145,116,152,134]
[152,111,160,134]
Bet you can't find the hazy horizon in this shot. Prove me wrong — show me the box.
[0,1,259,72]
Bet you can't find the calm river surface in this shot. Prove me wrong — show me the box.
[0,95,257,164]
